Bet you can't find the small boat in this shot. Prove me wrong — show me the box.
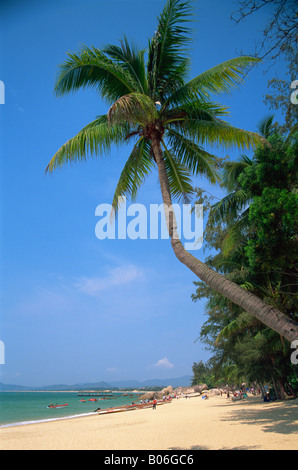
[47,403,68,409]
[97,407,133,415]
[96,401,162,415]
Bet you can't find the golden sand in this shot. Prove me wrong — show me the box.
[0,395,297,450]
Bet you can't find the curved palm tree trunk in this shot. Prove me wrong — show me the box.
[150,132,298,344]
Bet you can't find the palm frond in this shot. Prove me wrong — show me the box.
[166,128,220,183]
[254,329,285,355]
[163,99,229,124]
[185,118,264,150]
[221,209,250,256]
[162,140,194,202]
[165,56,260,108]
[111,137,155,212]
[240,282,255,291]
[54,45,137,103]
[256,114,275,138]
[147,0,192,100]
[46,115,129,172]
[215,312,256,345]
[191,56,261,95]
[222,155,253,191]
[103,36,148,94]
[210,191,250,223]
[107,93,156,126]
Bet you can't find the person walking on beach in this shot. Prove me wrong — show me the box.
[152,398,157,410]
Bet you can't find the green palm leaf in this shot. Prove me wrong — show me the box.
[46,115,129,172]
[210,190,250,222]
[162,140,194,202]
[166,128,220,183]
[107,93,157,126]
[103,36,148,95]
[111,137,155,212]
[165,56,261,108]
[215,312,256,345]
[54,45,137,103]
[147,0,192,101]
[190,56,261,96]
[222,155,253,192]
[185,118,263,150]
[221,209,250,256]
[256,114,275,138]
[163,98,229,125]
[209,153,253,255]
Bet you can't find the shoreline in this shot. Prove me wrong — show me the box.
[1,395,297,450]
[0,411,97,429]
[0,390,143,428]
[0,399,168,429]
[0,390,141,393]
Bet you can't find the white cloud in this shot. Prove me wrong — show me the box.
[75,264,144,295]
[153,357,174,370]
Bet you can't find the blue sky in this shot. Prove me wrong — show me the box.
[0,0,287,386]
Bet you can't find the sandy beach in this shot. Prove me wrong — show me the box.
[1,394,297,450]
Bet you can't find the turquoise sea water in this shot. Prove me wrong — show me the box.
[0,392,140,427]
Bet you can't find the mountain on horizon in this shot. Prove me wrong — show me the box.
[0,375,192,391]
[109,375,192,389]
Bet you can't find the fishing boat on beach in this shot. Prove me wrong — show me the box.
[47,403,68,409]
[96,399,172,415]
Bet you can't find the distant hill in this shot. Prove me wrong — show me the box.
[0,382,33,391]
[109,376,192,389]
[0,375,191,391]
[41,381,112,391]
[0,381,112,391]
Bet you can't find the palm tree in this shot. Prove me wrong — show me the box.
[47,0,298,342]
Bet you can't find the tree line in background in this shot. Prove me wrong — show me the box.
[191,120,298,399]
[191,0,298,401]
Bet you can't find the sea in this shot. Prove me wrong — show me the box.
[0,391,141,428]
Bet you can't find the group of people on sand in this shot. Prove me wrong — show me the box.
[225,386,276,403]
[229,390,248,399]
